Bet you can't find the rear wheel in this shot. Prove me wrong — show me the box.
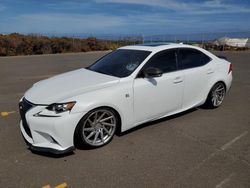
[75,108,117,148]
[205,82,226,108]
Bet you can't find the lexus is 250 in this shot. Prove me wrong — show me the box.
[19,43,232,154]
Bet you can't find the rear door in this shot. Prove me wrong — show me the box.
[178,48,213,109]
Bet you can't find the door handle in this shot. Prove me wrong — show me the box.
[173,76,183,84]
[207,68,214,74]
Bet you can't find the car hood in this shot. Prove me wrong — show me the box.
[24,68,120,104]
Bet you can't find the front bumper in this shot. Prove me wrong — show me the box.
[19,100,85,154]
[20,121,75,154]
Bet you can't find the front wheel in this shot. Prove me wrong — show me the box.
[205,82,226,108]
[75,108,117,148]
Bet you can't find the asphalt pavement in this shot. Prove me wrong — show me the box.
[0,51,249,188]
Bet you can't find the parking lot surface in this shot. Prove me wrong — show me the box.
[0,51,249,188]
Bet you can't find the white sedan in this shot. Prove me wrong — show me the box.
[19,43,232,154]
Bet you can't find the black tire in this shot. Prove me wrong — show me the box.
[74,107,118,149]
[204,82,226,109]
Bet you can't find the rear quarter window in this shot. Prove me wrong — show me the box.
[179,48,211,69]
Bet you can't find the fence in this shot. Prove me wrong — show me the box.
[66,31,250,50]
[64,31,249,42]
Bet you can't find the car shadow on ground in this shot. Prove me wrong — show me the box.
[118,108,198,137]
[31,107,200,158]
[74,108,199,152]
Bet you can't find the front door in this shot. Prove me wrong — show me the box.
[133,49,183,125]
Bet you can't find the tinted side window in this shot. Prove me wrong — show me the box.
[143,49,178,73]
[179,48,211,69]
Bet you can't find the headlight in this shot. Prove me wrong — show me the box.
[46,102,76,114]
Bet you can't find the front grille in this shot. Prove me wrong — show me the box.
[19,98,36,138]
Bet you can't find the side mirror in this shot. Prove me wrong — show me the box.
[143,67,163,78]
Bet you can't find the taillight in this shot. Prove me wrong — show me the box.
[228,63,232,74]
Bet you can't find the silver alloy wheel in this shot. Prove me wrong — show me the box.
[211,83,226,107]
[82,109,116,147]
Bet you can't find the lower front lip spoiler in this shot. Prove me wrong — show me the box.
[29,145,75,155]
[21,135,75,155]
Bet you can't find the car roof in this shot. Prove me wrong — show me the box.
[118,43,199,53]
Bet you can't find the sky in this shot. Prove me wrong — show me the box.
[0,0,250,36]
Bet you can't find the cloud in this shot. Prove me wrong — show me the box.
[0,4,6,11]
[0,1,249,35]
[0,12,202,34]
[94,0,190,11]
[0,13,126,34]
[95,0,250,14]
[45,1,90,10]
[2,11,246,35]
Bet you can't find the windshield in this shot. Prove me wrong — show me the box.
[88,49,151,78]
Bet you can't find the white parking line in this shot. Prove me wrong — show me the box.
[215,173,235,188]
[220,131,248,151]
